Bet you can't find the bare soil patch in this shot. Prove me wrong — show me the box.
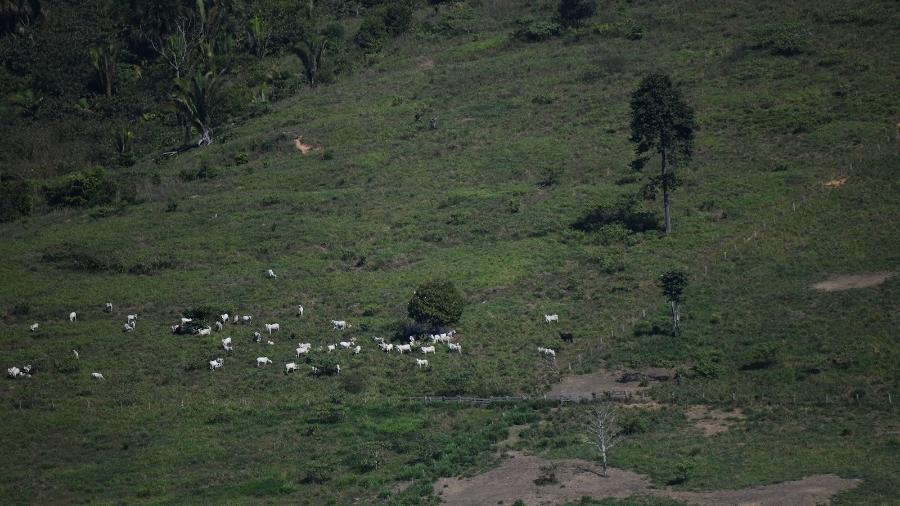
[812,272,893,292]
[434,452,861,506]
[434,451,650,506]
[685,405,745,436]
[547,368,674,400]
[668,474,862,506]
[417,57,434,70]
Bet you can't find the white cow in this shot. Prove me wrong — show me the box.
[265,269,277,278]
[241,315,253,325]
[69,312,77,322]
[127,314,138,323]
[416,359,429,369]
[181,317,193,325]
[232,315,239,324]
[252,331,262,343]
[448,343,462,353]
[285,362,298,374]
[339,339,356,349]
[331,320,350,330]
[297,304,304,317]
[7,367,21,378]
[214,321,224,332]
[220,313,229,324]
[123,322,135,332]
[267,340,275,346]
[72,349,79,360]
[91,372,105,380]
[256,357,273,367]
[105,302,113,312]
[420,346,435,354]
[379,342,394,353]
[352,345,361,355]
[327,344,336,352]
[209,358,224,371]
[265,323,280,334]
[544,314,559,324]
[29,323,38,332]
[197,327,212,337]
[222,337,233,352]
[537,346,556,358]
[396,344,412,354]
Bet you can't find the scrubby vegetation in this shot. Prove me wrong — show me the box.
[0,0,898,504]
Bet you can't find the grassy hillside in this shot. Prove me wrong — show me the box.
[1,0,898,504]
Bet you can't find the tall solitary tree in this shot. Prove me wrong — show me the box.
[629,73,695,234]
[658,270,688,332]
[585,405,622,477]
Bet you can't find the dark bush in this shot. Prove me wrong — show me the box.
[355,14,388,51]
[0,178,35,222]
[381,3,413,36]
[394,320,426,342]
[408,279,465,327]
[742,343,779,370]
[558,0,597,25]
[572,195,660,233]
[513,18,561,42]
[179,164,219,182]
[45,166,117,208]
[750,23,808,56]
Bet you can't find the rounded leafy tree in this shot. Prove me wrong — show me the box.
[407,279,465,328]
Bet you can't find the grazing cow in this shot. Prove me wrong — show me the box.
[267,340,275,346]
[181,317,193,325]
[327,344,336,352]
[352,345,361,355]
[72,349,79,360]
[339,339,355,349]
[209,358,224,371]
[197,327,211,337]
[232,315,239,324]
[69,312,77,322]
[265,323,280,334]
[7,367,21,378]
[29,323,38,332]
[91,372,105,380]
[220,313,229,324]
[127,314,138,323]
[285,362,298,374]
[379,342,394,353]
[416,359,429,369]
[252,331,262,343]
[241,315,252,325]
[537,346,556,359]
[265,269,277,279]
[214,321,223,332]
[21,365,33,375]
[295,347,306,358]
[420,346,435,354]
[330,320,350,330]
[396,344,412,354]
[544,314,559,324]
[105,302,113,312]
[123,322,135,332]
[559,332,574,343]
[256,357,273,367]
[297,304,304,317]
[448,343,462,353]
[222,337,233,352]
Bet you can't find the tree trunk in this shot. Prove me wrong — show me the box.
[671,301,678,328]
[198,125,212,146]
[601,443,608,476]
[661,149,672,234]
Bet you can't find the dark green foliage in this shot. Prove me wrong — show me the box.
[407,279,465,327]
[44,166,116,208]
[658,271,688,305]
[513,18,561,42]
[558,0,597,26]
[354,2,412,52]
[179,163,219,181]
[355,13,388,51]
[743,343,779,370]
[0,178,35,222]
[0,0,42,37]
[572,194,661,233]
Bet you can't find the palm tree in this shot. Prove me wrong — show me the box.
[293,31,328,86]
[172,70,223,146]
[90,44,118,98]
[0,0,41,36]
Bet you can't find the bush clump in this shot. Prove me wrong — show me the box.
[354,2,413,52]
[513,18,561,42]
[572,195,660,233]
[749,23,808,56]
[558,0,597,26]
[408,279,465,328]
[0,178,35,222]
[45,166,117,208]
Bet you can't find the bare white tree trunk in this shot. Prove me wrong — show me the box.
[586,405,622,477]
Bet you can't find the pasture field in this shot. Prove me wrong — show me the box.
[1,0,898,504]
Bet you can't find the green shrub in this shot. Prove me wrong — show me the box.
[355,14,388,51]
[45,166,117,208]
[179,164,219,182]
[513,18,562,42]
[408,279,465,327]
[743,343,779,369]
[558,0,597,26]
[0,178,35,222]
[572,195,660,233]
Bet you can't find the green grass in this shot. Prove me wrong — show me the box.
[1,0,899,503]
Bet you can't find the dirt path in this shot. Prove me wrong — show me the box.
[434,452,861,506]
[812,272,893,291]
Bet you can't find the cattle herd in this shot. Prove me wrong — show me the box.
[7,277,564,381]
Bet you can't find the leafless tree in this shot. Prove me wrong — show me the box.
[586,404,623,476]
[142,17,204,79]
